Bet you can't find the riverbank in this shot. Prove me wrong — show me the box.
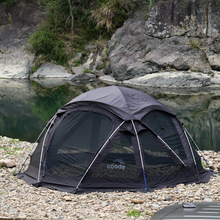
[0,136,220,220]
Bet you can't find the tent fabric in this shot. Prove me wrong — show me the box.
[19,85,212,193]
[59,86,174,120]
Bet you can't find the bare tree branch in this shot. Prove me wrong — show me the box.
[67,0,74,35]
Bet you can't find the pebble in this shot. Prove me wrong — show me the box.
[151,204,160,210]
[63,196,72,201]
[0,136,219,220]
[131,199,145,204]
[0,159,16,168]
[164,195,173,201]
[204,198,213,202]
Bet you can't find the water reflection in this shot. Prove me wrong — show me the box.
[0,79,219,151]
[0,79,89,142]
[156,93,220,152]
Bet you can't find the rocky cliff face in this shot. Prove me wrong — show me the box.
[1,0,220,88]
[0,1,44,78]
[107,0,220,81]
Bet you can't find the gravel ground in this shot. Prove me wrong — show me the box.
[0,136,220,220]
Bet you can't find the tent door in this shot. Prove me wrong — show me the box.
[77,122,146,191]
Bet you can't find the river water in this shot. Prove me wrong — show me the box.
[0,79,220,152]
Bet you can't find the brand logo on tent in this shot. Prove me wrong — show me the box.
[107,159,126,171]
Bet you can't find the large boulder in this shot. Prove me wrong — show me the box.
[107,0,220,81]
[100,71,220,89]
[30,63,72,78]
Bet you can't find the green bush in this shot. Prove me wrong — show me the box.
[0,0,13,5]
[91,0,141,32]
[28,0,144,64]
[29,25,67,64]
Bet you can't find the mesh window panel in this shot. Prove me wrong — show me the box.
[189,137,204,171]
[142,111,187,160]
[30,138,43,169]
[139,130,182,179]
[91,132,139,180]
[46,111,113,178]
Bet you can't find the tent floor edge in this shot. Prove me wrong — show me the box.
[33,182,41,188]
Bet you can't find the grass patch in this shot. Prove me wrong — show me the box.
[201,161,207,168]
[83,68,93,73]
[189,38,202,50]
[146,211,153,216]
[9,139,20,144]
[31,65,38,73]
[0,142,20,155]
[1,146,8,151]
[127,209,142,217]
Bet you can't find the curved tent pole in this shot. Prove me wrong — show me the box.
[141,122,186,167]
[17,115,57,175]
[37,115,57,184]
[35,115,57,144]
[141,122,204,180]
[131,120,148,191]
[157,136,186,167]
[75,121,125,192]
[183,126,212,170]
[183,128,200,182]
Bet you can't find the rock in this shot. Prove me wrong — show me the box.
[0,50,35,79]
[31,78,67,88]
[99,75,120,85]
[207,54,220,71]
[100,71,220,89]
[68,41,108,76]
[17,213,27,219]
[101,201,108,207]
[151,204,160,210]
[68,73,96,84]
[63,196,72,202]
[0,159,16,168]
[30,63,72,78]
[123,71,216,88]
[164,195,173,201]
[106,0,220,81]
[204,198,213,202]
[0,135,220,220]
[71,67,85,75]
[131,199,144,204]
[145,43,211,73]
[0,1,44,79]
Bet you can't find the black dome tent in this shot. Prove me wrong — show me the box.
[19,86,212,193]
